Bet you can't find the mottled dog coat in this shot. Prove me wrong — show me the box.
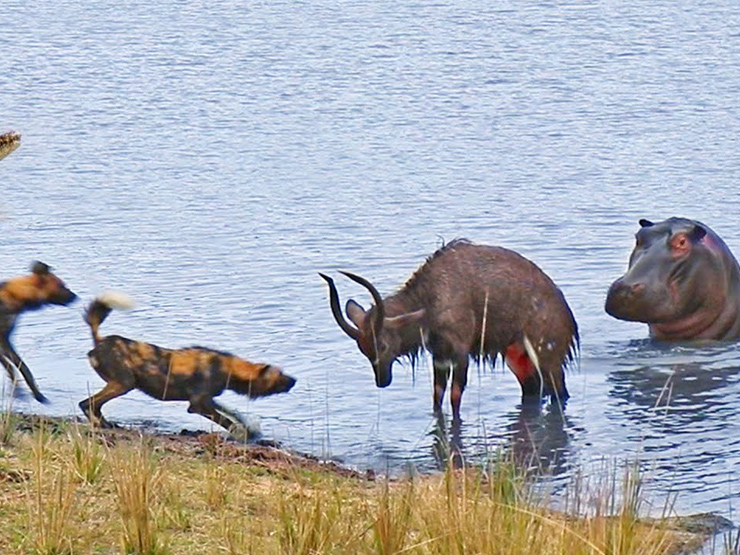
[0,261,77,403]
[81,293,296,431]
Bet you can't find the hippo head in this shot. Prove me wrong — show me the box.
[605,218,740,340]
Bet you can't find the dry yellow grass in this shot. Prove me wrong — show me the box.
[0,414,721,555]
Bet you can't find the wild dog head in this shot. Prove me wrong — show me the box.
[0,261,77,314]
[227,360,297,398]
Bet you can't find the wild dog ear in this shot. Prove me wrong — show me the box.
[31,261,51,275]
[345,299,366,328]
[258,364,272,375]
[638,219,654,228]
[384,309,425,329]
[690,224,707,243]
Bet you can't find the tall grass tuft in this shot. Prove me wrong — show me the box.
[220,513,253,555]
[25,422,77,555]
[0,388,19,445]
[372,479,414,555]
[204,464,229,510]
[278,475,367,555]
[69,425,106,485]
[110,439,169,555]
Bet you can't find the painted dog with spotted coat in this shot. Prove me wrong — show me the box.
[81,293,296,430]
[0,261,77,403]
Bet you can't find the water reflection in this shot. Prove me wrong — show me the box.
[429,403,576,479]
[429,412,464,470]
[603,342,740,508]
[608,345,740,431]
[505,403,574,477]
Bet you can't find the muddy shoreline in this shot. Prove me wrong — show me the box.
[0,411,734,554]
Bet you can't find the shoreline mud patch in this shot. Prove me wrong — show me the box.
[0,411,732,554]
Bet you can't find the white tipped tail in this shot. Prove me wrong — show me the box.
[86,291,135,346]
[96,291,136,310]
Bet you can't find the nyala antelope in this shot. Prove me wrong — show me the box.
[81,293,296,431]
[321,239,579,420]
[0,261,77,403]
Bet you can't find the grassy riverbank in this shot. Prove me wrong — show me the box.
[0,412,728,554]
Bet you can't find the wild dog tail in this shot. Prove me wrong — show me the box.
[85,291,135,345]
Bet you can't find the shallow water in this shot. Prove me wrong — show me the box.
[2,0,740,521]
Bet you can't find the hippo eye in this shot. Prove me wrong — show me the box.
[670,233,691,255]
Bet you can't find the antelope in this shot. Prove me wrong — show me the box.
[321,239,578,420]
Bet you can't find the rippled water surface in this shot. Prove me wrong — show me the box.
[2,0,740,520]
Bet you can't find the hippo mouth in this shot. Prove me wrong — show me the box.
[605,278,679,324]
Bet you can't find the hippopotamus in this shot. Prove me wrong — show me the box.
[605,217,740,341]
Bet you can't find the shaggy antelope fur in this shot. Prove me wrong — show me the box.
[321,239,579,420]
[0,261,77,403]
[81,293,296,431]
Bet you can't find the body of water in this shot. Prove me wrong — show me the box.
[2,0,740,521]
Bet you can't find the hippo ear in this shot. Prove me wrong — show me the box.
[691,225,707,243]
[638,219,654,228]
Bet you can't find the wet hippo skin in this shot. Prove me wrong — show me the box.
[605,217,740,341]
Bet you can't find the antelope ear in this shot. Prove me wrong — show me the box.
[384,309,425,329]
[345,299,366,328]
[638,219,654,228]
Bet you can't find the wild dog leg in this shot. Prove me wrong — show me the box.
[79,381,132,428]
[0,337,48,404]
[0,352,18,386]
[210,399,249,428]
[187,395,242,431]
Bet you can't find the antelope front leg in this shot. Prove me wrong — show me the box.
[450,355,469,422]
[432,358,451,414]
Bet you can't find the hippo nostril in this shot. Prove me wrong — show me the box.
[613,281,644,299]
[605,279,646,318]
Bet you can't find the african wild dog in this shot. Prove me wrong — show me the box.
[321,239,579,420]
[0,261,77,403]
[81,293,296,431]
